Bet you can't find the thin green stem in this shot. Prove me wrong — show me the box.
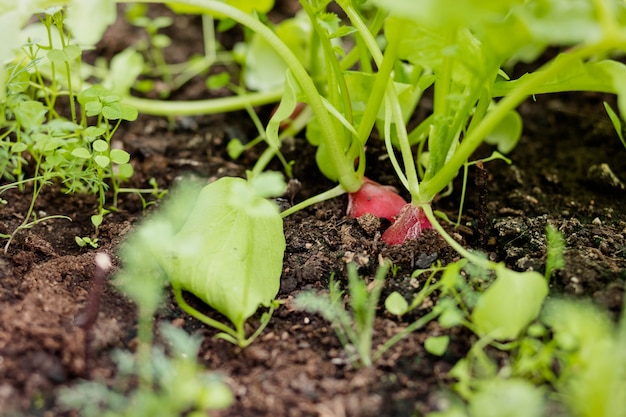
[122,88,283,116]
[373,307,441,362]
[418,39,625,202]
[118,0,363,191]
[172,282,241,341]
[421,203,494,270]
[280,184,346,218]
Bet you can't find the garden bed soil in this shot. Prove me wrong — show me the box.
[1,3,625,416]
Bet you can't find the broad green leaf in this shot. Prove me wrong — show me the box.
[120,104,138,121]
[78,85,106,105]
[389,18,487,86]
[372,0,523,29]
[468,378,544,417]
[108,48,144,95]
[247,171,286,198]
[116,163,134,179]
[241,11,312,91]
[471,264,547,340]
[85,101,103,117]
[14,100,47,132]
[166,0,274,17]
[542,299,623,417]
[344,71,415,122]
[47,45,81,64]
[167,177,285,332]
[484,109,522,154]
[66,0,116,46]
[11,142,27,153]
[102,102,123,120]
[493,58,626,97]
[83,125,106,138]
[266,70,299,149]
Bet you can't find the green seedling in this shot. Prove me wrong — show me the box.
[58,323,233,417]
[0,8,148,250]
[295,258,442,367]
[75,236,99,248]
[544,224,566,282]
[429,298,626,417]
[116,172,286,348]
[295,259,391,368]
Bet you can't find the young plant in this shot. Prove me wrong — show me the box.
[369,0,626,244]
[295,258,442,367]
[0,7,151,250]
[58,323,233,417]
[116,172,287,348]
[294,258,390,368]
[427,297,626,417]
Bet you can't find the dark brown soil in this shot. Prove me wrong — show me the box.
[1,3,625,417]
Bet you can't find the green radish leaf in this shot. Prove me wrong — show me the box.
[166,0,274,17]
[604,102,626,149]
[241,11,311,91]
[11,142,27,153]
[266,70,299,149]
[167,176,285,333]
[468,378,544,417]
[66,0,116,46]
[471,264,547,340]
[484,109,522,154]
[109,48,144,95]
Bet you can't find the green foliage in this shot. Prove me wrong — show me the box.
[542,299,626,417]
[58,323,233,417]
[545,224,566,282]
[471,264,548,341]
[0,7,151,249]
[604,101,626,149]
[127,174,286,347]
[294,260,391,367]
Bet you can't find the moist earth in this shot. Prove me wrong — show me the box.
[1,3,625,417]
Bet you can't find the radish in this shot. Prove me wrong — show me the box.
[381,204,432,245]
[347,177,407,222]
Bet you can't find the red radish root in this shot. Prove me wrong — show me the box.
[347,178,407,222]
[381,204,433,245]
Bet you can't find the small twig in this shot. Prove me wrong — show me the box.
[75,252,112,377]
[475,160,488,250]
